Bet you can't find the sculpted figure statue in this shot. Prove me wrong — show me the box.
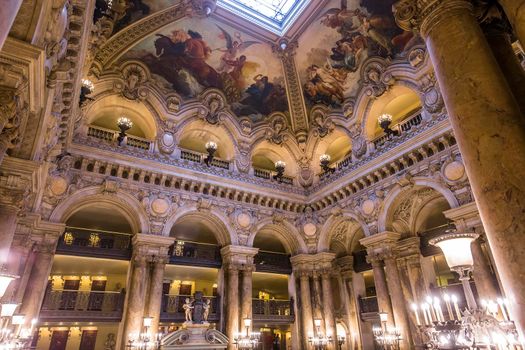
[183,298,194,322]
[202,299,211,321]
[104,333,116,350]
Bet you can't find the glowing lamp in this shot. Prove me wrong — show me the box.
[429,231,479,270]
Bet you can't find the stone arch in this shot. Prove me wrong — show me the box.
[317,212,370,253]
[248,218,307,255]
[162,207,237,246]
[50,187,150,234]
[377,178,459,233]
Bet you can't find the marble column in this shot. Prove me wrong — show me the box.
[2,234,34,303]
[122,255,148,347]
[0,204,19,266]
[19,239,57,325]
[483,18,525,115]
[368,256,394,325]
[299,271,314,348]
[497,0,525,46]
[225,264,239,350]
[342,275,361,350]
[471,238,499,300]
[146,257,167,336]
[383,254,413,349]
[240,265,254,328]
[312,272,325,332]
[394,0,525,335]
[0,0,22,50]
[321,271,337,344]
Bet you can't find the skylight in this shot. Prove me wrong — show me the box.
[217,0,310,35]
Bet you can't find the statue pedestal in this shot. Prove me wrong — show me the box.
[160,322,228,349]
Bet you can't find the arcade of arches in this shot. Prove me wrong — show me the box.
[1,0,525,349]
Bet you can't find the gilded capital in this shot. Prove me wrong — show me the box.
[393,0,474,37]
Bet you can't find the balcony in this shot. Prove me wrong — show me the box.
[253,167,294,185]
[160,295,220,323]
[358,295,379,315]
[88,125,153,151]
[40,290,125,322]
[372,112,423,149]
[169,241,222,268]
[254,251,292,274]
[180,148,231,170]
[252,298,295,324]
[56,227,132,260]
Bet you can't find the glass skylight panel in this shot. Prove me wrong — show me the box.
[218,0,309,35]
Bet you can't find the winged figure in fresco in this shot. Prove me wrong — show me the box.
[215,25,261,73]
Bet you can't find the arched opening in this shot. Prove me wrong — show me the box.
[86,95,157,144]
[251,227,293,343]
[251,140,297,181]
[365,86,422,141]
[178,120,235,161]
[312,129,352,174]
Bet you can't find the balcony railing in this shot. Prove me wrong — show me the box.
[160,295,220,323]
[372,112,423,149]
[40,289,125,322]
[179,148,231,170]
[252,298,295,324]
[358,295,379,314]
[253,168,294,185]
[87,125,153,151]
[56,227,132,260]
[254,251,292,274]
[169,241,222,268]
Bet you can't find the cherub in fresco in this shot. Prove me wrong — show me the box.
[215,25,260,73]
[306,64,345,102]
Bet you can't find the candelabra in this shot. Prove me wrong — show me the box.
[410,231,523,349]
[320,154,335,175]
[273,160,286,183]
[126,317,163,350]
[79,79,95,107]
[117,117,133,146]
[377,114,398,137]
[308,319,333,350]
[204,141,218,167]
[372,312,402,350]
[336,333,346,350]
[0,302,37,350]
[233,318,260,349]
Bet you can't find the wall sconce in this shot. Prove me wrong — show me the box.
[273,160,286,183]
[204,141,217,167]
[79,79,94,107]
[377,114,398,137]
[117,117,133,146]
[320,154,335,174]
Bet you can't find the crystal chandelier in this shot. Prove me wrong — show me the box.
[410,231,524,349]
[372,312,402,350]
[204,141,218,167]
[126,317,163,350]
[273,160,286,182]
[308,319,333,350]
[0,302,37,350]
[117,117,133,146]
[233,318,260,349]
[319,154,334,174]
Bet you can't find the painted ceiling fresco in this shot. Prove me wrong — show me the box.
[296,0,418,109]
[120,16,288,122]
[94,0,176,35]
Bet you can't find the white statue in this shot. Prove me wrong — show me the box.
[104,333,116,350]
[203,299,211,321]
[183,298,194,322]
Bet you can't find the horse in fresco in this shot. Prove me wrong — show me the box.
[151,32,222,90]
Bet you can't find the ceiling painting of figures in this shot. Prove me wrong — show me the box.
[94,0,178,34]
[120,17,289,122]
[296,0,419,110]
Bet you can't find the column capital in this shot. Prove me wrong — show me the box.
[132,233,174,260]
[396,237,421,259]
[443,202,482,231]
[393,0,473,37]
[220,245,259,267]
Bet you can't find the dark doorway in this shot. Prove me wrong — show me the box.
[79,330,97,350]
[49,330,69,350]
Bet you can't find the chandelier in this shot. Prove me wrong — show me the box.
[308,319,333,350]
[372,312,402,350]
[233,318,260,349]
[117,117,133,146]
[273,160,286,182]
[126,317,163,350]
[0,302,37,350]
[411,231,524,349]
